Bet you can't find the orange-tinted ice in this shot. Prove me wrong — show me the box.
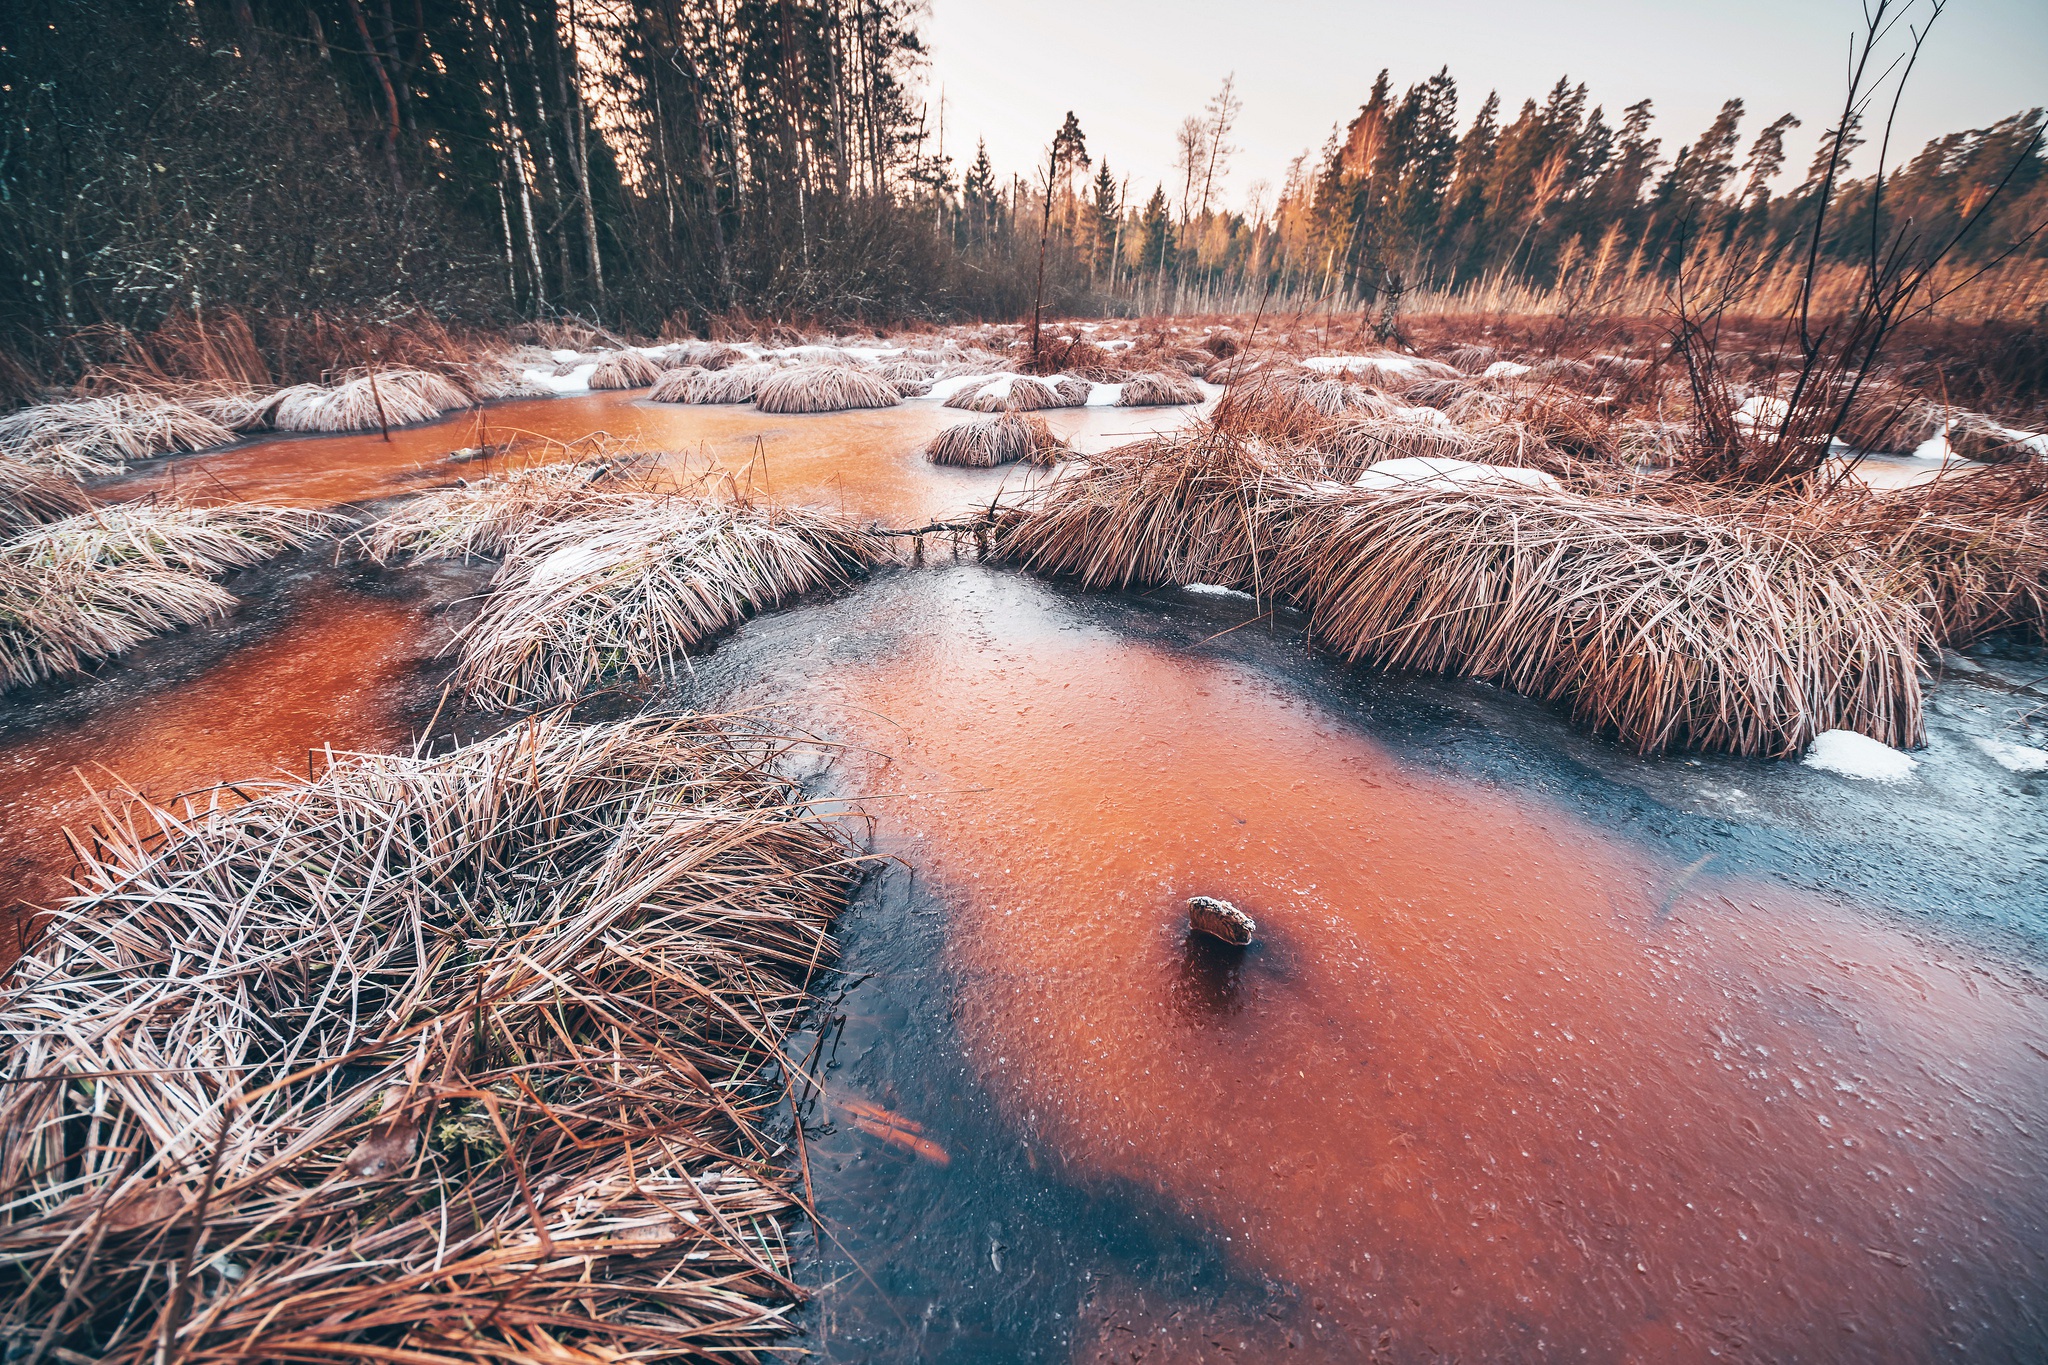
[104,390,1199,522]
[826,626,2048,1361]
[0,585,445,943]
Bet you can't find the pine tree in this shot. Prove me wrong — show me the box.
[1139,184,1176,287]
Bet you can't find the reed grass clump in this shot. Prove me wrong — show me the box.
[272,369,472,432]
[645,366,707,402]
[0,499,338,691]
[0,394,237,476]
[990,430,1298,592]
[4,500,338,575]
[1311,416,1488,479]
[946,376,1062,413]
[754,364,901,414]
[653,362,781,405]
[925,412,1065,468]
[0,454,91,534]
[1863,465,2048,643]
[586,349,664,389]
[358,462,644,564]
[1278,486,1928,756]
[454,496,885,707]
[1115,371,1206,407]
[0,712,869,1364]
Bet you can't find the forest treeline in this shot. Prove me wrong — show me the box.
[1,0,2042,380]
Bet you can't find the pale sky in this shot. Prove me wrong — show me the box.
[915,0,2048,213]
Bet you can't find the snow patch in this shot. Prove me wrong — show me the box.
[1355,457,1561,493]
[1483,360,1533,379]
[1802,730,1918,784]
[1974,737,2048,773]
[1733,394,1789,429]
[549,348,581,363]
[1303,354,1421,375]
[521,362,601,394]
[1182,583,1254,600]
[1086,382,1124,407]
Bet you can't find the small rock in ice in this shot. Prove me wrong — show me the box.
[1974,737,2048,773]
[1802,730,1918,784]
[1188,895,1257,946]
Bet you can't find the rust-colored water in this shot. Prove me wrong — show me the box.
[12,401,2044,1356]
[105,393,1200,522]
[818,621,2047,1361]
[0,585,446,937]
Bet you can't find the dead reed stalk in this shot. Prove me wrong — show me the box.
[0,713,871,1364]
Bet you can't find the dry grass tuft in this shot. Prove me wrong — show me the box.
[674,340,750,370]
[0,499,338,691]
[358,462,646,564]
[1278,486,1927,756]
[753,364,901,414]
[647,362,779,405]
[1213,377,1397,444]
[645,366,707,402]
[454,496,886,707]
[586,349,664,390]
[272,369,472,432]
[1052,376,1093,406]
[1115,371,1206,407]
[0,455,92,535]
[1312,416,1489,479]
[878,361,936,396]
[946,376,1062,413]
[0,395,236,477]
[1858,465,2048,643]
[991,430,1297,593]
[0,712,869,1364]
[925,413,1066,468]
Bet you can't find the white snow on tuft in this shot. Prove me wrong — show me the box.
[1085,382,1124,407]
[923,372,1007,404]
[1733,394,1789,429]
[1483,360,1532,379]
[1802,730,1918,783]
[1389,404,1455,429]
[1303,354,1421,375]
[1354,457,1561,493]
[520,362,601,394]
[1974,737,2048,773]
[549,348,581,363]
